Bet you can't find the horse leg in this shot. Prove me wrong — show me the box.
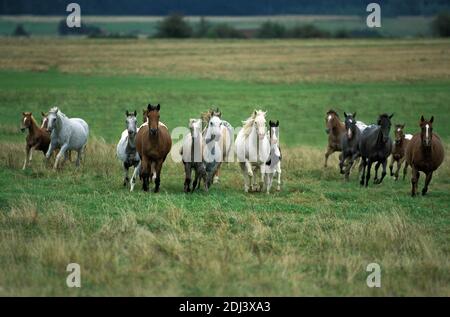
[339,153,346,174]
[75,149,82,167]
[411,167,419,197]
[389,156,394,177]
[123,162,129,187]
[184,162,192,193]
[365,160,373,187]
[23,145,31,170]
[240,162,250,193]
[402,160,409,180]
[213,163,221,184]
[422,172,433,196]
[345,157,354,182]
[360,158,367,186]
[373,161,381,184]
[378,159,388,184]
[54,144,69,170]
[276,163,281,191]
[151,162,156,183]
[324,147,333,168]
[141,158,150,192]
[130,162,140,192]
[153,160,164,193]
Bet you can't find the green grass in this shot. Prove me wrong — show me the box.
[0,69,449,296]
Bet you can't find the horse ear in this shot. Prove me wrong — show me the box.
[430,116,434,123]
[389,113,394,119]
[344,112,348,117]
[22,112,26,116]
[133,110,137,117]
[254,110,257,116]
[125,110,129,116]
[147,104,152,110]
[402,124,405,129]
[269,120,273,126]
[420,115,425,122]
[41,112,46,117]
[353,112,356,118]
[156,104,160,111]
[276,120,279,126]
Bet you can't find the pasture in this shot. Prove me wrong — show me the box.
[0,38,449,296]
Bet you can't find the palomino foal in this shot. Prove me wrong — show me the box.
[389,124,412,181]
[21,112,50,170]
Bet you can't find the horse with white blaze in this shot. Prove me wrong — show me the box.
[45,107,89,170]
[235,110,271,193]
[116,110,140,190]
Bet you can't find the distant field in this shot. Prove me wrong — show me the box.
[0,38,449,296]
[0,15,436,37]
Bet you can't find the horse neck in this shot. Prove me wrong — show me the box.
[331,118,344,134]
[55,113,67,133]
[127,133,136,149]
[27,118,39,136]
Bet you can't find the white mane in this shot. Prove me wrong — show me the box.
[241,110,266,136]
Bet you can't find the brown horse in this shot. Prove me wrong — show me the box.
[406,116,444,197]
[324,109,345,167]
[389,124,411,180]
[21,112,50,170]
[136,103,172,192]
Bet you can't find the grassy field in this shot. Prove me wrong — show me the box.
[0,38,449,296]
[0,15,436,37]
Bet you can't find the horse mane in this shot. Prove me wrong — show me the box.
[241,110,265,136]
[49,107,68,120]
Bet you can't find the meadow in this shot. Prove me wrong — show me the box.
[0,38,449,296]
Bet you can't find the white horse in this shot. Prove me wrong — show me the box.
[203,115,223,187]
[235,110,271,193]
[45,107,89,169]
[116,111,140,190]
[180,118,207,192]
[263,120,282,193]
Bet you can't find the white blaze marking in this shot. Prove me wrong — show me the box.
[23,117,27,124]
[425,124,429,139]
[327,115,332,121]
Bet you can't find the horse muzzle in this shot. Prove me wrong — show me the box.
[325,128,330,134]
[20,127,26,132]
[150,128,158,135]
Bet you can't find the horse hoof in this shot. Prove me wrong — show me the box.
[276,187,281,192]
[422,189,427,196]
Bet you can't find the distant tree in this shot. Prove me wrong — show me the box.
[256,21,286,38]
[155,13,192,38]
[12,24,29,37]
[195,17,211,37]
[432,12,450,37]
[208,24,244,38]
[287,24,330,38]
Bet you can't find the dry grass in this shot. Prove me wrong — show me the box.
[0,140,449,296]
[1,38,450,83]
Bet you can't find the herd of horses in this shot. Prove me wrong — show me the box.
[324,110,444,196]
[20,105,444,197]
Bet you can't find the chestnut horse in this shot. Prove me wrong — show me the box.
[324,109,345,167]
[21,112,50,170]
[406,116,444,197]
[389,124,412,181]
[136,103,172,192]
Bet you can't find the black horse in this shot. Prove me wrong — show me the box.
[359,113,393,187]
[339,112,361,181]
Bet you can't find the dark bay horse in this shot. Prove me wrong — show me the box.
[359,113,393,187]
[339,112,361,181]
[406,116,444,197]
[324,109,345,168]
[389,124,411,181]
[21,112,50,170]
[136,104,172,193]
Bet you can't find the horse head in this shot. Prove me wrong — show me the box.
[377,113,393,144]
[253,110,267,139]
[189,118,202,138]
[125,110,138,136]
[40,112,49,129]
[325,109,339,134]
[344,112,357,140]
[269,120,279,144]
[205,115,222,143]
[46,107,60,132]
[21,112,33,132]
[146,103,160,136]
[420,115,434,148]
[394,124,406,145]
